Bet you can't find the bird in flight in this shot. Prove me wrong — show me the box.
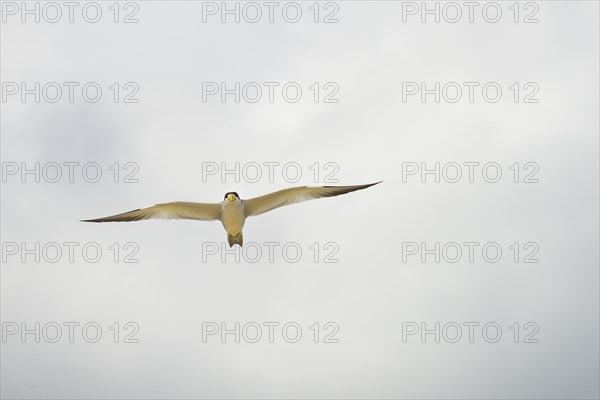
[82,182,381,247]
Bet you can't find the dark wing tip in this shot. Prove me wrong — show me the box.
[358,181,382,189]
[323,181,382,189]
[80,208,142,223]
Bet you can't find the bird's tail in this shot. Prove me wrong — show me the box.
[227,232,243,247]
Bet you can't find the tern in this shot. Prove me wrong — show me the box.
[82,182,381,247]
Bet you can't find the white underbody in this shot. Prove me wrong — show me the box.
[220,200,246,237]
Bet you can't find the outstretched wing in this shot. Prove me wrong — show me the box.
[244,182,381,217]
[82,202,221,222]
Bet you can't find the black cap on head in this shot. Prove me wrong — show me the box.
[224,192,240,200]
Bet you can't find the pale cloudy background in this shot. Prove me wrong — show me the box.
[1,1,599,399]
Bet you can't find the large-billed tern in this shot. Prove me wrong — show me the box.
[83,182,380,247]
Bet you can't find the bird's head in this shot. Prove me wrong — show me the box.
[224,192,240,203]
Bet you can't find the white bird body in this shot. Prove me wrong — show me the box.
[83,182,381,247]
[220,195,246,246]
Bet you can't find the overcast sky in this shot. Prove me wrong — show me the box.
[1,1,599,399]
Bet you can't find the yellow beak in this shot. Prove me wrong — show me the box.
[226,194,236,202]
